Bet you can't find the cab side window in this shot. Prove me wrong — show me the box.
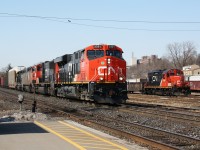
[87,50,95,59]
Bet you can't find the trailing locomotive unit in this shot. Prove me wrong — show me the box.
[15,44,127,104]
[143,69,190,96]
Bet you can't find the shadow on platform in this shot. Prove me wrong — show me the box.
[0,122,48,135]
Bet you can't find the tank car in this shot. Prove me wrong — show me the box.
[143,69,190,96]
[14,44,127,104]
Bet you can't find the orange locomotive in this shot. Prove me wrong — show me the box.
[15,44,127,104]
[143,69,190,96]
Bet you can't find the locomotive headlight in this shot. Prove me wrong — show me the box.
[100,77,104,81]
[107,58,111,64]
[119,77,123,81]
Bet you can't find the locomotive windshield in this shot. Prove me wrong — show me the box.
[166,69,183,76]
[87,50,104,60]
[106,50,122,59]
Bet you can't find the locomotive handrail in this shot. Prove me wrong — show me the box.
[90,68,98,82]
[90,74,99,82]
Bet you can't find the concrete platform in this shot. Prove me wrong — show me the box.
[0,121,147,150]
[0,122,79,150]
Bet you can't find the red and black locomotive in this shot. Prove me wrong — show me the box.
[143,69,190,96]
[12,44,127,104]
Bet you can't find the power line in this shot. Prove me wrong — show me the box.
[1,12,200,24]
[0,12,200,31]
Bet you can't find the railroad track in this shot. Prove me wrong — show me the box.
[127,95,200,113]
[87,112,200,150]
[128,93,200,102]
[120,104,200,125]
[1,88,200,150]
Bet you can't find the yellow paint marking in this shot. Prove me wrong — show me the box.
[56,132,84,134]
[34,121,86,150]
[82,143,118,147]
[55,130,84,133]
[59,121,128,150]
[60,136,92,139]
[55,129,79,131]
[62,135,92,138]
[79,142,109,145]
[84,146,120,150]
[70,138,101,141]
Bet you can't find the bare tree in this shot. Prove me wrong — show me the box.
[127,58,172,79]
[0,63,12,74]
[158,57,173,69]
[167,41,197,69]
[196,54,200,66]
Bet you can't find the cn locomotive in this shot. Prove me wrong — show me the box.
[7,44,127,104]
[143,69,191,96]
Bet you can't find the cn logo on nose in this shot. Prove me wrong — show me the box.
[97,66,115,75]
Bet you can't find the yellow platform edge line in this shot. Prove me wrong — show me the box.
[34,121,86,150]
[59,121,128,150]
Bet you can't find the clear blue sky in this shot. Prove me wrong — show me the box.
[0,0,200,68]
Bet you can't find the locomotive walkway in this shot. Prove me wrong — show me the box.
[0,120,138,150]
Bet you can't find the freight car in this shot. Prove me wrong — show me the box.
[10,44,127,104]
[127,78,147,93]
[0,75,8,88]
[186,75,200,92]
[143,69,190,96]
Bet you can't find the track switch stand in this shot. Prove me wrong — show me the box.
[17,94,24,111]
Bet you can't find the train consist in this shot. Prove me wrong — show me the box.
[127,69,191,96]
[1,44,128,104]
